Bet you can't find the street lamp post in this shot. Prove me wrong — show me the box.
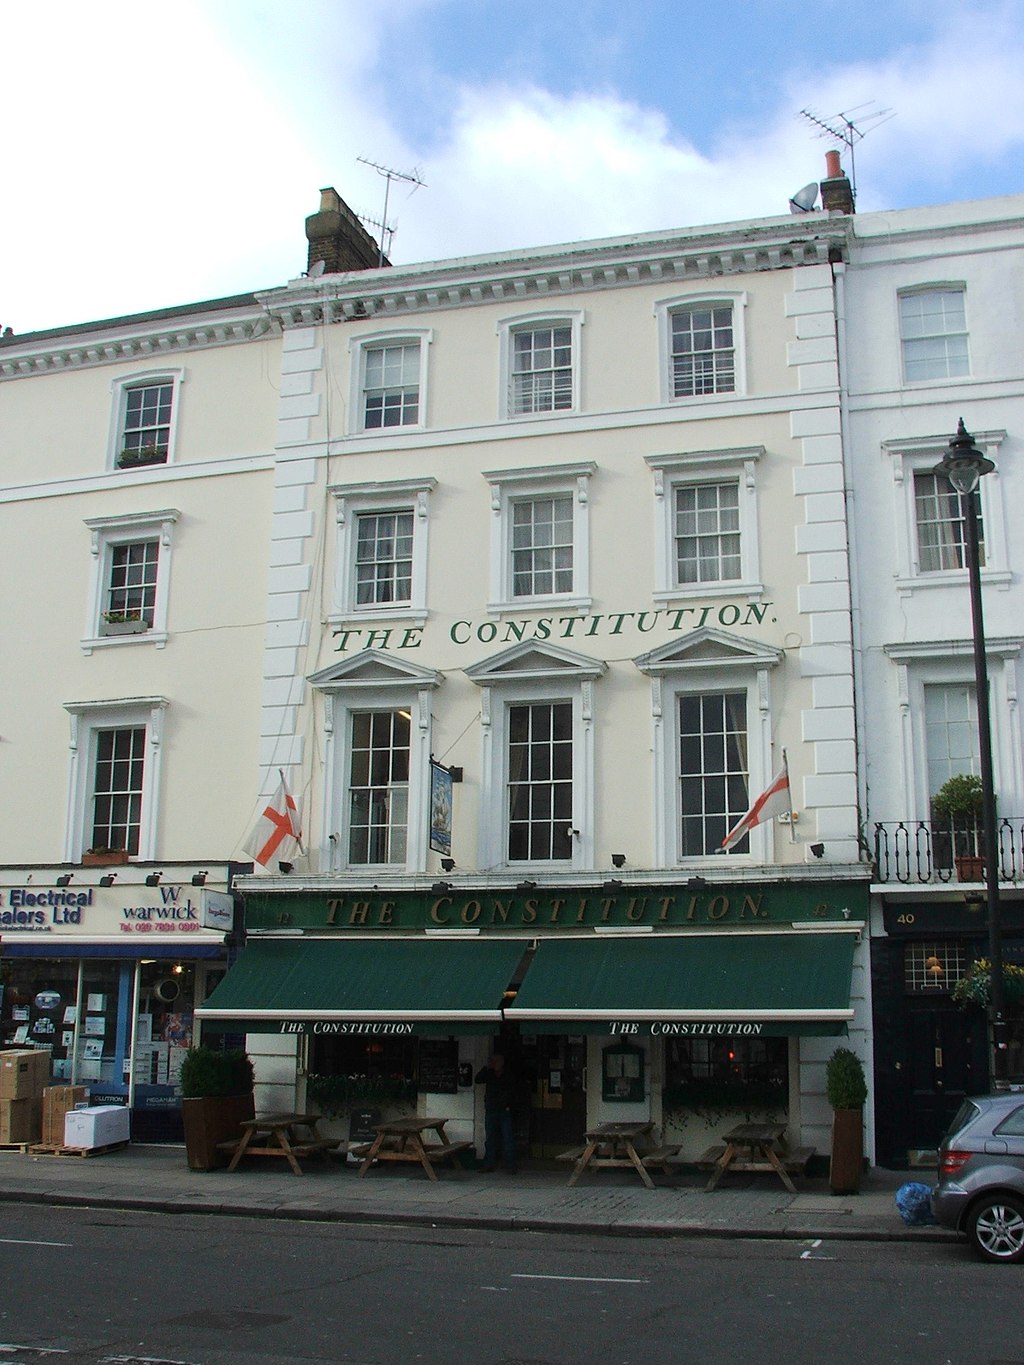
[934,419,1008,1087]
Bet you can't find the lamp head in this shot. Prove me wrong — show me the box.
[933,418,994,496]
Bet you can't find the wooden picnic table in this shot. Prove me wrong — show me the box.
[219,1112,336,1176]
[702,1121,812,1193]
[354,1116,472,1181]
[563,1121,678,1191]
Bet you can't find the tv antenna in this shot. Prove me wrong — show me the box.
[798,102,895,201]
[357,157,427,266]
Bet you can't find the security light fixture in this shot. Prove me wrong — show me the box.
[55,874,73,887]
[440,858,456,872]
[686,876,707,891]
[602,879,623,894]
[191,871,208,886]
[516,880,537,892]
[611,853,626,869]
[278,862,293,875]
[431,880,453,894]
[810,843,825,859]
[99,874,117,887]
[144,872,162,887]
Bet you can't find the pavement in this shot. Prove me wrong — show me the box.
[0,1144,954,1245]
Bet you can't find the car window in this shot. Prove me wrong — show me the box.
[994,1103,1024,1137]
[945,1100,981,1140]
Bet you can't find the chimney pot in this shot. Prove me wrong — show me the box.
[825,150,842,179]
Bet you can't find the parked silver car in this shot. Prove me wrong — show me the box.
[933,1092,1024,1263]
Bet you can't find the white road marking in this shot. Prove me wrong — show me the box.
[800,1239,836,1261]
[511,1273,647,1284]
[0,1238,72,1248]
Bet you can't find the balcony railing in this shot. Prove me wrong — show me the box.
[872,818,1024,884]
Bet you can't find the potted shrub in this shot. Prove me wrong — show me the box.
[179,1046,255,1171]
[932,774,985,881]
[826,1046,867,1195]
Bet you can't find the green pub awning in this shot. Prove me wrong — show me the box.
[506,931,857,1036]
[197,937,525,1036]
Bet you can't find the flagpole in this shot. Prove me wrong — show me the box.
[278,767,305,855]
[783,748,796,843]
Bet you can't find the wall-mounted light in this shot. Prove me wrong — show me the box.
[809,843,825,859]
[602,879,623,894]
[516,880,537,892]
[144,872,162,887]
[99,874,117,887]
[686,876,707,891]
[191,871,207,886]
[171,962,185,976]
[278,862,294,875]
[440,857,456,872]
[431,880,453,894]
[55,874,73,887]
[611,853,626,869]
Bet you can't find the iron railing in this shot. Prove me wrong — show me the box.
[872,818,1024,884]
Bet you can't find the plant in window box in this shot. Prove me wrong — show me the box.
[101,609,149,636]
[931,774,986,880]
[117,444,166,469]
[304,1072,417,1116]
[179,1047,255,1171]
[81,847,131,866]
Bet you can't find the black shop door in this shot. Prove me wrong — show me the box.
[900,1001,986,1154]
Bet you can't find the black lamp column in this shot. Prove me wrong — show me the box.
[934,419,1007,1086]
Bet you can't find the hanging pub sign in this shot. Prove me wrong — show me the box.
[429,760,453,857]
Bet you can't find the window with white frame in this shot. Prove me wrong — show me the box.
[483,463,594,611]
[330,479,435,622]
[349,331,432,433]
[635,629,782,864]
[646,448,762,601]
[655,294,746,404]
[498,313,582,418]
[913,470,985,573]
[308,653,442,872]
[882,432,1007,596]
[347,709,410,865]
[109,370,183,470]
[82,510,179,650]
[64,698,167,859]
[899,288,969,383]
[466,642,604,871]
[924,683,979,798]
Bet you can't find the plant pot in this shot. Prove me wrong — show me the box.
[81,849,131,866]
[829,1106,864,1195]
[955,855,985,882]
[181,1093,255,1171]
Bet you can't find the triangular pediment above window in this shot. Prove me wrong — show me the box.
[308,649,443,691]
[464,640,606,686]
[634,626,783,675]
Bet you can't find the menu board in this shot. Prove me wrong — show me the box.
[418,1039,459,1094]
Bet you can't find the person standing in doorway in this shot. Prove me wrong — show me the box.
[475,1052,518,1173]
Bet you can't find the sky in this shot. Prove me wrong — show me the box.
[4,0,1024,335]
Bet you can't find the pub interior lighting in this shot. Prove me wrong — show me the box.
[431,880,453,894]
[191,871,208,886]
[440,858,456,872]
[144,872,162,887]
[611,853,627,868]
[55,874,73,887]
[99,874,117,887]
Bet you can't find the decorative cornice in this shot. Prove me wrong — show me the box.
[0,306,276,381]
[259,219,847,329]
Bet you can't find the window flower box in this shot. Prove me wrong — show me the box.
[101,611,149,636]
[117,444,166,469]
[81,848,131,866]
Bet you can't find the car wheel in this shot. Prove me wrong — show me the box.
[967,1193,1024,1264]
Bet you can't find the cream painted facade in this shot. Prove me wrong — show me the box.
[232,211,871,1163]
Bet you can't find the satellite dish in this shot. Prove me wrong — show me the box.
[307,259,326,278]
[789,182,820,214]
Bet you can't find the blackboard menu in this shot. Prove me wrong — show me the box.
[418,1038,459,1094]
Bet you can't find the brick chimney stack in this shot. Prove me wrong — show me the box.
[820,150,855,214]
[304,187,389,274]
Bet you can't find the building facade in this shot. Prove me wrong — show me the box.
[841,194,1024,1166]
[197,192,871,1163]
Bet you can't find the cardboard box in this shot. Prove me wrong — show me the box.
[41,1085,89,1146]
[0,1049,51,1101]
[63,1104,130,1149]
[0,1097,42,1144]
